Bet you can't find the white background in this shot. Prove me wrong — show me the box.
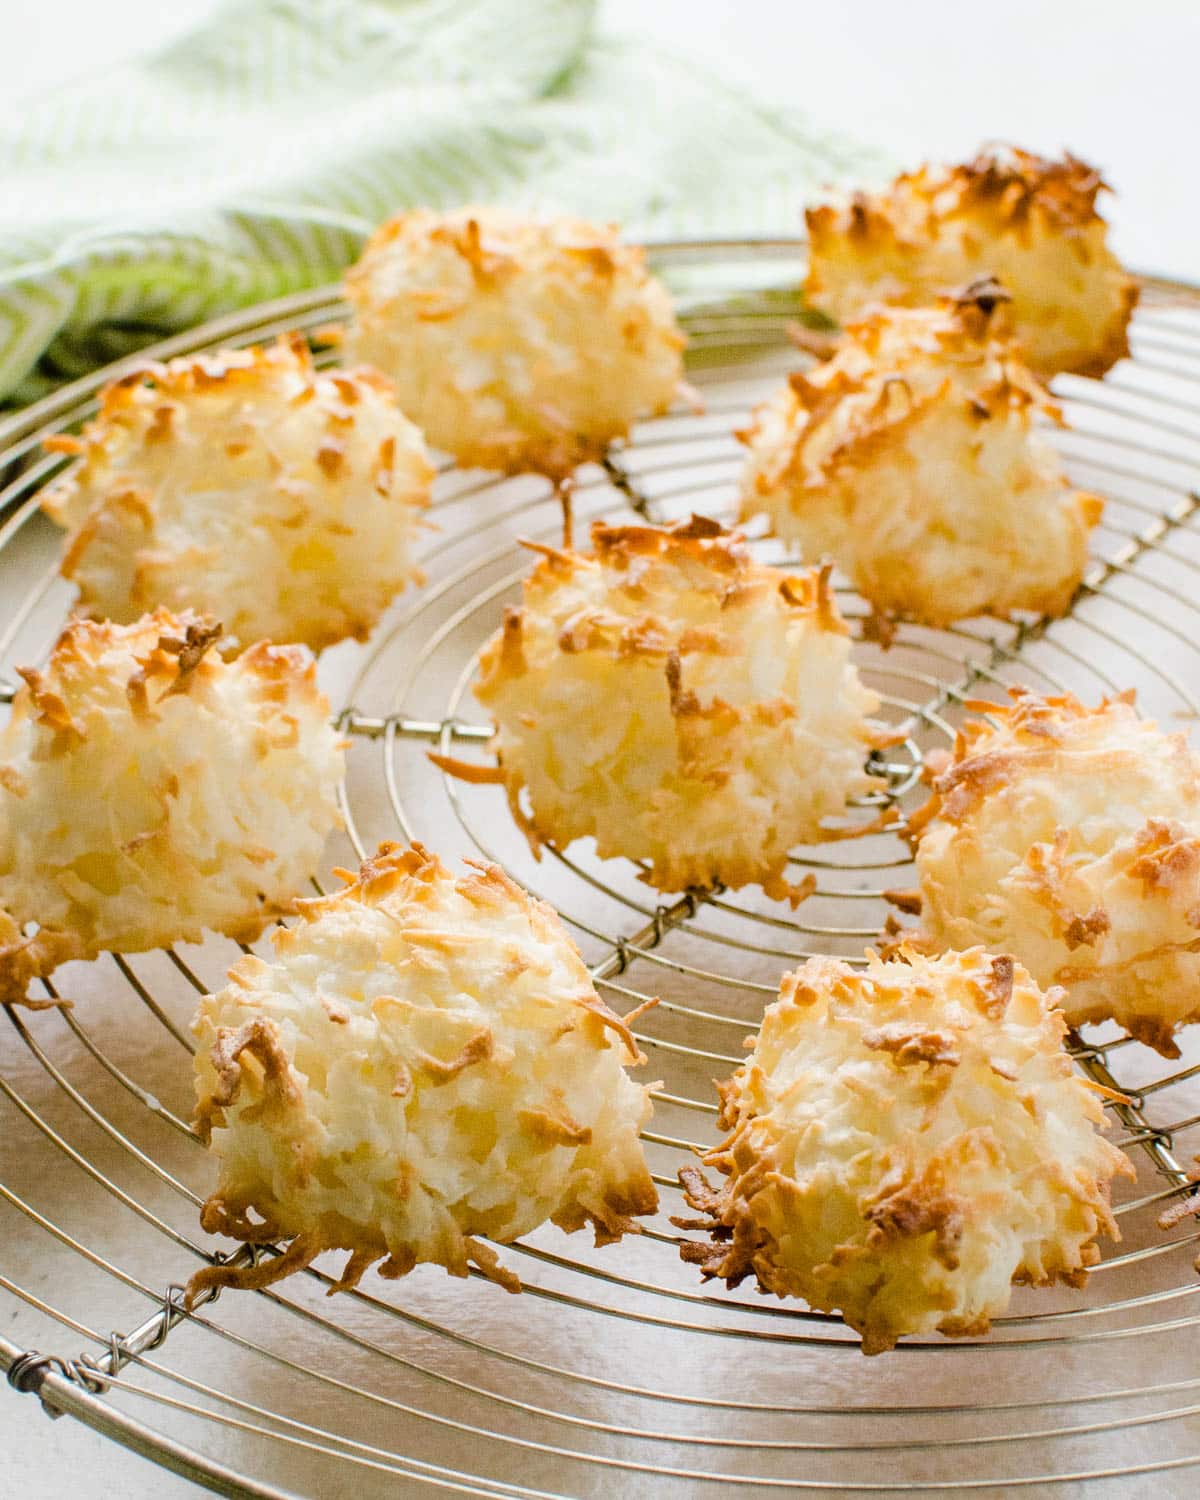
[2,2,1197,1495]
[4,0,1198,278]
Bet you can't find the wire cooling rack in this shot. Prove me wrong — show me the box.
[3,240,1200,1498]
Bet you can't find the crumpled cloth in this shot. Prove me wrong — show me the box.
[0,0,882,402]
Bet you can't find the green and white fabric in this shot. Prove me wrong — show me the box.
[0,0,883,404]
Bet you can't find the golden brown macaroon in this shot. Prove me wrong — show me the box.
[42,337,433,653]
[188,843,656,1303]
[909,688,1200,1056]
[457,516,886,903]
[738,286,1103,625]
[678,948,1130,1354]
[805,146,1138,380]
[343,206,686,478]
[0,611,343,1004]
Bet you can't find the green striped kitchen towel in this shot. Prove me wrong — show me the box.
[0,0,884,404]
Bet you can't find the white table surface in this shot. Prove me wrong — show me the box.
[2,3,1198,1497]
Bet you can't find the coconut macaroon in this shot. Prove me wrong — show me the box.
[677,949,1130,1354]
[0,611,343,1003]
[909,688,1200,1058]
[739,287,1103,625]
[343,207,685,478]
[462,516,885,902]
[187,842,656,1301]
[42,337,434,653]
[805,147,1138,380]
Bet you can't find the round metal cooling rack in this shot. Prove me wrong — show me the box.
[3,239,1200,1497]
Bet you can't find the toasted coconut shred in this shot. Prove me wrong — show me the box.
[42,336,434,653]
[909,688,1200,1058]
[468,517,887,901]
[343,207,686,479]
[187,842,656,1303]
[739,292,1102,626]
[0,611,343,1003]
[677,948,1131,1354]
[805,145,1138,380]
